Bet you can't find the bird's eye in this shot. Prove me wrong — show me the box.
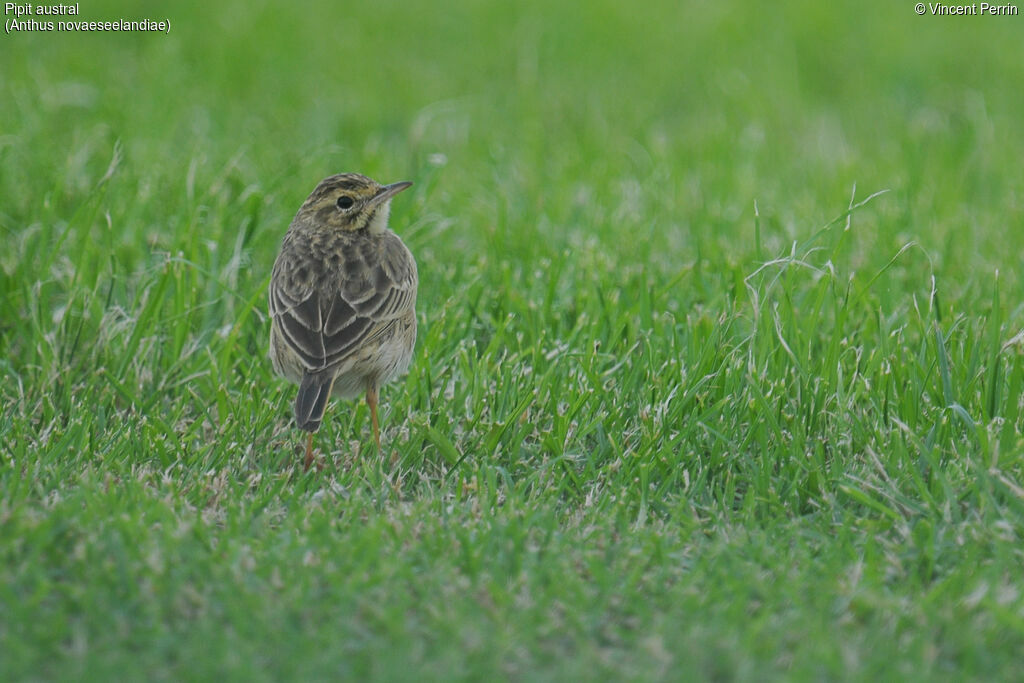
[336,195,355,210]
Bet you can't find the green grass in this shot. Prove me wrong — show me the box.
[3,0,1024,679]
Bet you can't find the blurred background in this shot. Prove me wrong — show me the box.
[3,0,1022,281]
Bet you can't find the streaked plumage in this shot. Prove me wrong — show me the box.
[269,173,417,468]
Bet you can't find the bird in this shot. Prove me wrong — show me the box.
[268,173,418,470]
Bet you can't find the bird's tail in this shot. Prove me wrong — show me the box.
[295,372,335,432]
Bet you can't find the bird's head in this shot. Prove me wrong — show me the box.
[296,173,412,233]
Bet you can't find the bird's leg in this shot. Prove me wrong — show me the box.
[367,384,381,451]
[303,432,314,471]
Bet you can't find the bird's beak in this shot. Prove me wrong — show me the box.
[370,181,413,206]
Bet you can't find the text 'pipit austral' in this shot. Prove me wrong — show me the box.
[269,173,418,469]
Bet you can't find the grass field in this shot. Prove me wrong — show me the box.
[3,0,1024,679]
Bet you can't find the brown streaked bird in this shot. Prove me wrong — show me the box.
[268,173,418,469]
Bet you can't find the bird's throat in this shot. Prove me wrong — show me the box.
[367,204,391,234]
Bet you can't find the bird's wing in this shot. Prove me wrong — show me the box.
[269,234,417,372]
